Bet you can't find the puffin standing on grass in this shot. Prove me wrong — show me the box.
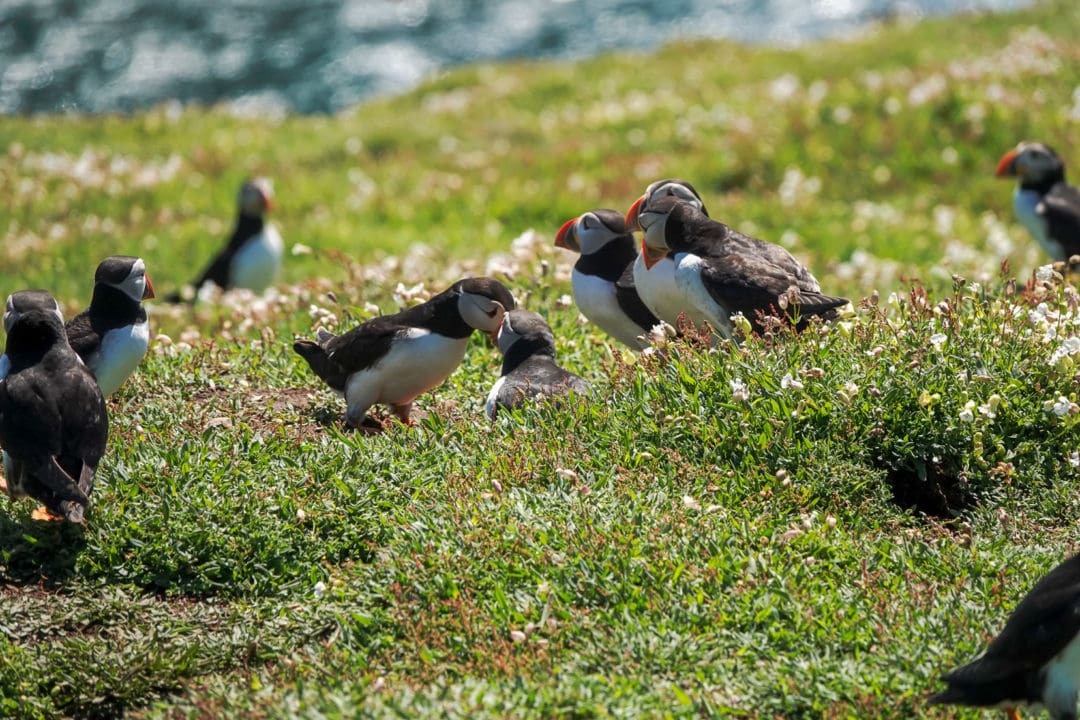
[996,142,1080,263]
[627,178,709,328]
[294,277,515,428]
[0,290,108,523]
[929,550,1080,720]
[171,177,282,300]
[628,196,846,338]
[65,255,155,397]
[486,309,589,420]
[554,209,658,349]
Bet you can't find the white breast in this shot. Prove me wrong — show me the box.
[230,222,284,292]
[675,253,732,338]
[89,320,150,397]
[485,375,507,420]
[632,254,690,328]
[1042,629,1080,715]
[1015,188,1061,259]
[571,269,649,349]
[349,328,470,408]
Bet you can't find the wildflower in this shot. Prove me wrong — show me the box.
[979,394,1002,419]
[314,581,327,600]
[781,373,804,391]
[929,333,947,351]
[682,496,700,510]
[730,313,753,338]
[730,378,750,403]
[837,381,859,404]
[1069,451,1080,468]
[510,630,527,643]
[1046,396,1077,417]
[1036,264,1055,282]
[555,294,573,309]
[958,401,976,423]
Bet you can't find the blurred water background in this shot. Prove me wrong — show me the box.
[1,0,1031,115]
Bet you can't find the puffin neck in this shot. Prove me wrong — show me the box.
[501,336,556,375]
[90,283,146,324]
[575,238,637,282]
[234,214,265,241]
[4,317,65,367]
[1020,168,1066,195]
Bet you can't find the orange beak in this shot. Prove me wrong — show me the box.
[554,217,578,251]
[143,276,156,300]
[995,149,1019,178]
[625,195,645,231]
[641,235,667,270]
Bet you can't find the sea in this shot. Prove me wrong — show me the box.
[0,0,1032,115]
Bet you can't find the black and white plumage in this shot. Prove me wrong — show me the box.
[554,209,658,349]
[625,179,709,328]
[485,309,589,420]
[929,551,1080,720]
[996,142,1080,263]
[65,255,155,397]
[294,277,515,428]
[174,178,282,300]
[0,290,108,523]
[630,196,846,338]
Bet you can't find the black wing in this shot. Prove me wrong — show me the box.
[976,553,1080,672]
[324,316,407,373]
[698,254,845,330]
[1041,182,1080,258]
[718,227,824,293]
[497,359,589,410]
[614,262,661,332]
[64,309,102,361]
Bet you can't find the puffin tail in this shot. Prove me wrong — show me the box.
[293,339,347,391]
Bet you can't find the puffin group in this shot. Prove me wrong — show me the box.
[2,142,1080,718]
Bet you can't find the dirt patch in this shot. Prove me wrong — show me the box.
[883,462,973,519]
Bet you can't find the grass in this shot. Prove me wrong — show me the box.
[2,0,1080,717]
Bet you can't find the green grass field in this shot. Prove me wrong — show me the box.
[3,1,1080,717]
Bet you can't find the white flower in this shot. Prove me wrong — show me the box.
[510,630,527,643]
[978,395,1001,419]
[1069,451,1080,468]
[314,581,328,600]
[837,381,859,404]
[781,373,804,391]
[730,378,750,403]
[555,294,573,309]
[682,495,700,510]
[929,333,947,351]
[958,401,976,423]
[1036,264,1055,282]
[1049,396,1074,416]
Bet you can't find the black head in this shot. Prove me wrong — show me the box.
[3,290,67,355]
[94,255,155,302]
[996,142,1066,186]
[641,178,709,217]
[453,277,517,335]
[554,208,630,256]
[4,289,63,334]
[496,309,556,356]
[239,177,274,218]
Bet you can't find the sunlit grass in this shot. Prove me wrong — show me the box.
[2,1,1080,717]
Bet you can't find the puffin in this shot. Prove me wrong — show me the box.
[65,255,155,397]
[626,178,709,328]
[294,277,515,428]
[554,208,659,349]
[996,142,1080,263]
[172,177,282,300]
[628,195,847,338]
[929,550,1080,720]
[485,309,589,420]
[0,290,108,523]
